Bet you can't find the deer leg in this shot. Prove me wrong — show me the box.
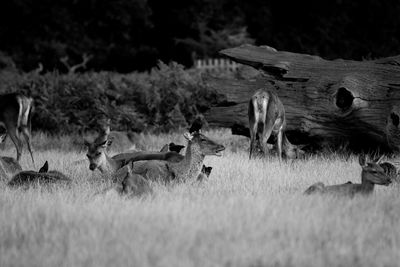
[277,129,283,162]
[260,128,273,158]
[21,126,34,165]
[6,124,22,162]
[260,117,275,158]
[249,136,256,159]
[249,126,258,159]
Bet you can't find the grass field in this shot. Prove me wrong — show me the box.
[0,130,400,267]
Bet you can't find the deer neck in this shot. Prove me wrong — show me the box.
[0,159,9,182]
[360,173,375,193]
[98,153,119,174]
[171,141,204,181]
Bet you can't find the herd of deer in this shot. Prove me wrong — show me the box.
[0,89,398,197]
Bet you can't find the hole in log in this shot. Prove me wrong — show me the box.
[390,112,400,127]
[335,87,354,111]
[216,101,237,107]
[231,124,250,137]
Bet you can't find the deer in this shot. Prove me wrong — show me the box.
[8,161,71,188]
[116,169,153,197]
[130,117,225,183]
[159,142,213,182]
[84,120,184,178]
[0,132,22,179]
[248,88,304,161]
[0,93,35,164]
[304,154,392,197]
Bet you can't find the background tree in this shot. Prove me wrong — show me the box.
[0,0,400,72]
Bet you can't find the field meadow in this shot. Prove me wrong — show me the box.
[0,129,400,267]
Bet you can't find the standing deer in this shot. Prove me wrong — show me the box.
[304,154,392,197]
[0,93,34,163]
[248,88,303,160]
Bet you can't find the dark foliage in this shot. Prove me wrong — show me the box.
[1,0,399,72]
[0,62,217,134]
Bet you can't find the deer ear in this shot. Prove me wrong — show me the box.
[188,117,203,133]
[374,155,384,164]
[359,154,367,167]
[106,139,113,147]
[0,133,6,143]
[183,132,193,141]
[39,161,49,173]
[160,144,169,152]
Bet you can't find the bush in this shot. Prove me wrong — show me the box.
[0,62,217,134]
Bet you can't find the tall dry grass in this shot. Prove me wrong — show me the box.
[0,130,399,267]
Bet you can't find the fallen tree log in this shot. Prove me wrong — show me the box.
[203,44,400,152]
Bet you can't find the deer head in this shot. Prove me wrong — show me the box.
[359,154,391,185]
[183,117,225,157]
[84,122,112,171]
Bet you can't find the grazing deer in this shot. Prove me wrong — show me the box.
[304,154,392,197]
[131,118,225,183]
[0,93,34,163]
[8,161,71,187]
[248,89,303,161]
[84,121,184,176]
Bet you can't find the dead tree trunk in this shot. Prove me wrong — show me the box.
[203,44,400,152]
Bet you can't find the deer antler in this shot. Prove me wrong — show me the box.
[60,53,93,74]
[34,63,43,75]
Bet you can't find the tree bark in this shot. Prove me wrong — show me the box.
[203,44,400,152]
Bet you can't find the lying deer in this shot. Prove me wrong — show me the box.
[131,118,225,183]
[248,88,304,161]
[84,121,184,178]
[304,154,392,197]
[8,161,71,188]
[0,132,22,182]
[116,170,153,197]
[159,141,213,182]
[0,93,35,163]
